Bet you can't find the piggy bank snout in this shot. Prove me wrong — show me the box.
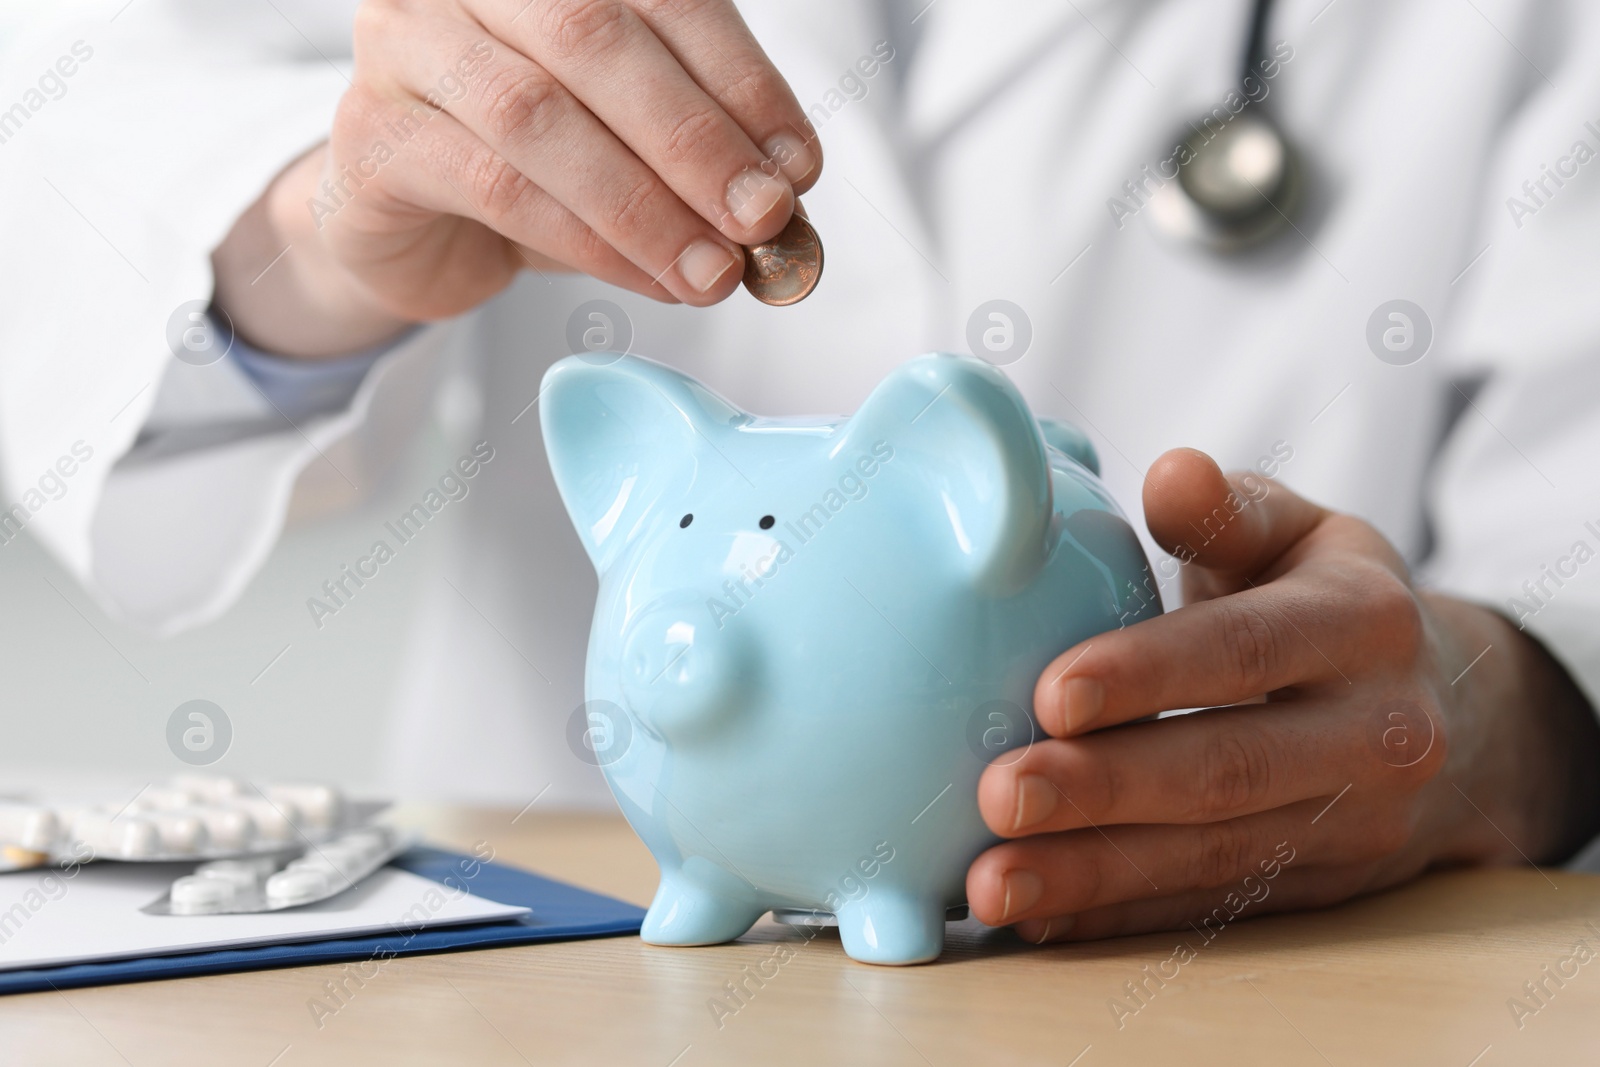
[620,606,751,739]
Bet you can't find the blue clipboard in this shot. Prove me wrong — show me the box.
[0,846,645,996]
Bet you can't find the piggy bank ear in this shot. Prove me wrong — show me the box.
[842,353,1054,597]
[540,354,742,571]
[1037,417,1100,476]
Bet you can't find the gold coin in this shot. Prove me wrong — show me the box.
[742,213,824,306]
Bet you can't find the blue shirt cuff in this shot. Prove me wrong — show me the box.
[225,321,414,423]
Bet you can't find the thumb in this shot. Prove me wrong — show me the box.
[1141,447,1325,579]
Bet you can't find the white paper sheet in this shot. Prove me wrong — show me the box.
[0,860,528,971]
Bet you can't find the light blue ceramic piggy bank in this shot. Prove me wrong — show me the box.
[541,352,1159,965]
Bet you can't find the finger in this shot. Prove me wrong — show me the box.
[1033,562,1420,734]
[980,701,1406,838]
[330,90,679,306]
[966,800,1379,927]
[624,0,821,192]
[484,0,797,243]
[1142,447,1326,582]
[370,21,747,304]
[1142,448,1409,606]
[1011,862,1377,944]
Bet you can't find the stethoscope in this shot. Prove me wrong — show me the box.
[1146,0,1302,251]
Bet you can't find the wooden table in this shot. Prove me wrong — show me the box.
[4,807,1598,1065]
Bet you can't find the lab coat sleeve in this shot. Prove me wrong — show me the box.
[1423,0,1600,716]
[90,325,449,634]
[0,1,446,633]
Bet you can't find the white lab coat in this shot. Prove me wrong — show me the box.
[2,0,1599,809]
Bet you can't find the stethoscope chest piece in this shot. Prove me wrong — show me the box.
[1147,111,1302,252]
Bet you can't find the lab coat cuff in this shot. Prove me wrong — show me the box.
[1495,598,1600,743]
[88,321,454,635]
[1486,600,1600,873]
[125,314,408,467]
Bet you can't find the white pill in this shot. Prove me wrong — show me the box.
[70,811,111,853]
[266,867,331,906]
[0,803,60,851]
[74,813,160,858]
[151,812,209,854]
[170,875,235,914]
[114,817,161,858]
[238,797,296,843]
[59,807,97,839]
[265,784,343,830]
[136,786,196,811]
[194,859,267,891]
[194,806,255,851]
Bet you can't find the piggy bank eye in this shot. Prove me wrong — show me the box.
[759,515,775,530]
[679,514,693,528]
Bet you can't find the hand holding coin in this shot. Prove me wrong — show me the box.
[211,0,825,358]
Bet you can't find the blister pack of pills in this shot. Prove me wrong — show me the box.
[0,775,387,865]
[142,825,413,915]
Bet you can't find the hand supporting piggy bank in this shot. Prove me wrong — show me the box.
[542,352,1160,965]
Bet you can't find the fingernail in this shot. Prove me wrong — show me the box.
[1000,869,1043,922]
[1060,677,1104,732]
[762,131,817,185]
[725,166,789,230]
[1012,774,1058,832]
[678,239,741,293]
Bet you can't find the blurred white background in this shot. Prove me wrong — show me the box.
[0,425,453,798]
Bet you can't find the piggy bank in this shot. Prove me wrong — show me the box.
[541,352,1159,965]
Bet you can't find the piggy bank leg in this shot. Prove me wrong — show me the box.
[835,891,946,965]
[641,859,766,946]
